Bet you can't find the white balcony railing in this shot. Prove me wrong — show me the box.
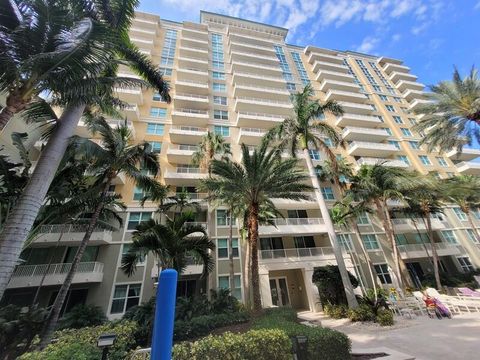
[37,224,110,234]
[174,93,209,100]
[170,125,207,133]
[176,167,201,174]
[260,246,334,260]
[237,97,292,106]
[240,127,267,135]
[173,108,208,115]
[349,141,398,151]
[268,217,324,226]
[12,262,104,277]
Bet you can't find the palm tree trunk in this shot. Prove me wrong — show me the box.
[38,178,111,349]
[0,104,86,300]
[303,148,358,308]
[0,105,16,132]
[241,226,251,309]
[228,208,235,294]
[248,203,262,312]
[425,214,441,289]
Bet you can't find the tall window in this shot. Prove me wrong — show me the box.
[294,236,316,248]
[361,234,380,250]
[388,140,400,149]
[149,141,162,154]
[213,110,228,120]
[217,209,234,226]
[397,155,410,165]
[122,244,145,265]
[146,123,164,135]
[465,229,479,243]
[274,45,294,82]
[355,59,377,85]
[218,275,242,299]
[338,234,353,250]
[211,33,224,69]
[321,187,335,200]
[213,96,227,105]
[393,116,403,124]
[160,29,177,68]
[133,186,146,201]
[395,233,408,245]
[110,284,141,314]
[291,51,309,85]
[213,83,226,92]
[374,264,392,284]
[453,207,467,221]
[400,128,412,137]
[212,71,225,80]
[127,212,152,230]
[308,149,321,160]
[217,238,239,258]
[385,105,395,112]
[441,230,458,244]
[418,155,431,165]
[408,141,420,149]
[213,125,229,136]
[356,212,370,225]
[457,257,474,272]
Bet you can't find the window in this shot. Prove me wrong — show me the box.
[213,110,228,120]
[149,141,162,154]
[418,155,431,165]
[213,125,229,137]
[290,51,310,85]
[372,85,381,92]
[213,83,226,92]
[395,233,408,245]
[287,209,308,218]
[388,140,400,149]
[127,212,152,230]
[133,186,146,201]
[361,234,379,250]
[374,264,392,284]
[286,82,296,91]
[383,127,392,135]
[393,97,402,103]
[441,230,458,244]
[321,187,335,200]
[436,157,448,167]
[371,104,377,111]
[393,116,403,124]
[457,257,474,272]
[159,67,173,76]
[379,94,388,101]
[217,209,235,226]
[218,275,242,299]
[376,115,384,122]
[122,244,145,265]
[146,123,164,135]
[212,71,225,80]
[213,96,227,105]
[110,284,141,314]
[357,212,370,225]
[408,118,417,125]
[152,93,165,102]
[414,233,429,243]
[308,149,321,160]
[274,46,294,82]
[453,207,467,221]
[149,107,166,118]
[397,155,410,165]
[217,238,239,258]
[212,60,224,68]
[338,234,353,250]
[465,229,479,243]
[294,236,316,248]
[160,29,177,66]
[385,105,395,112]
[400,128,412,137]
[409,141,420,149]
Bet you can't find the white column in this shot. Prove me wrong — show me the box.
[302,267,321,312]
[259,268,272,308]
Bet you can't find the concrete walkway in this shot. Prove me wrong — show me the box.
[298,312,480,360]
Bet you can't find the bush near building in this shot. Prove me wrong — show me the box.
[313,265,359,306]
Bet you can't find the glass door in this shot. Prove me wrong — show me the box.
[269,277,290,306]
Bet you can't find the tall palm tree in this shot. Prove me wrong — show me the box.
[266,84,358,308]
[442,175,480,242]
[158,190,202,216]
[201,143,312,312]
[121,213,215,278]
[0,0,170,299]
[402,178,445,289]
[414,67,480,154]
[192,131,231,175]
[349,164,415,289]
[38,117,162,348]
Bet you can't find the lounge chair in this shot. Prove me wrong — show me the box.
[457,287,480,297]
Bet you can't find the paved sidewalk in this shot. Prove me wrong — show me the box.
[298,312,480,360]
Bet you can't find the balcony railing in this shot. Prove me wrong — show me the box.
[237,111,285,120]
[176,167,202,174]
[240,127,267,135]
[237,97,292,106]
[171,125,207,133]
[259,246,334,260]
[349,141,398,151]
[268,217,324,226]
[173,108,208,115]
[233,72,285,82]
[12,262,104,277]
[37,224,110,234]
[174,93,209,100]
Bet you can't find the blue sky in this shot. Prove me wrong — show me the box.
[139,0,480,87]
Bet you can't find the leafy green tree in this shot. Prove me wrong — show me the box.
[57,304,107,330]
[201,143,312,312]
[266,84,358,308]
[312,265,359,306]
[414,67,480,153]
[121,212,215,277]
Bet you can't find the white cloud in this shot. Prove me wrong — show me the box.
[475,1,480,10]
[392,33,402,42]
[355,36,379,53]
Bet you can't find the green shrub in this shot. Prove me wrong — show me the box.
[19,321,138,360]
[348,304,376,322]
[323,303,348,319]
[172,329,291,360]
[313,265,359,305]
[18,342,101,360]
[58,304,107,330]
[123,297,156,347]
[263,307,298,322]
[376,310,394,326]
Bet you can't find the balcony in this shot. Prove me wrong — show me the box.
[325,90,368,103]
[180,36,208,49]
[32,224,113,246]
[342,127,390,141]
[259,218,327,236]
[229,40,275,55]
[312,61,349,74]
[403,89,427,102]
[316,70,355,83]
[171,108,209,126]
[259,246,338,263]
[178,56,208,70]
[389,71,417,84]
[173,93,209,110]
[337,102,374,115]
[391,218,446,233]
[123,105,140,122]
[348,141,398,157]
[232,72,286,87]
[130,37,154,50]
[270,192,317,209]
[166,144,198,164]
[229,32,277,47]
[408,99,431,111]
[396,80,425,92]
[234,97,292,115]
[446,148,480,162]
[383,63,410,75]
[8,262,104,289]
[230,50,278,64]
[182,27,208,40]
[456,161,480,175]
[176,68,209,82]
[169,126,207,144]
[107,119,135,137]
[320,79,360,92]
[129,26,157,40]
[178,46,208,59]
[307,50,344,65]
[335,113,383,127]
[231,60,282,76]
[233,84,290,100]
[237,127,266,145]
[397,243,461,260]
[115,88,143,104]
[163,167,207,185]
[356,157,409,168]
[111,172,126,185]
[236,111,285,128]
[175,80,209,94]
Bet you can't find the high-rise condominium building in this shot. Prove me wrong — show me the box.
[3,11,480,318]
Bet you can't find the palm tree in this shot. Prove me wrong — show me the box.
[201,143,312,312]
[414,67,480,154]
[402,178,445,289]
[158,190,202,216]
[442,175,480,242]
[266,84,358,308]
[192,131,231,175]
[121,213,215,278]
[0,0,170,299]
[38,117,162,348]
[349,164,415,289]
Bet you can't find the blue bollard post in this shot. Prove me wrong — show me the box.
[151,269,178,360]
